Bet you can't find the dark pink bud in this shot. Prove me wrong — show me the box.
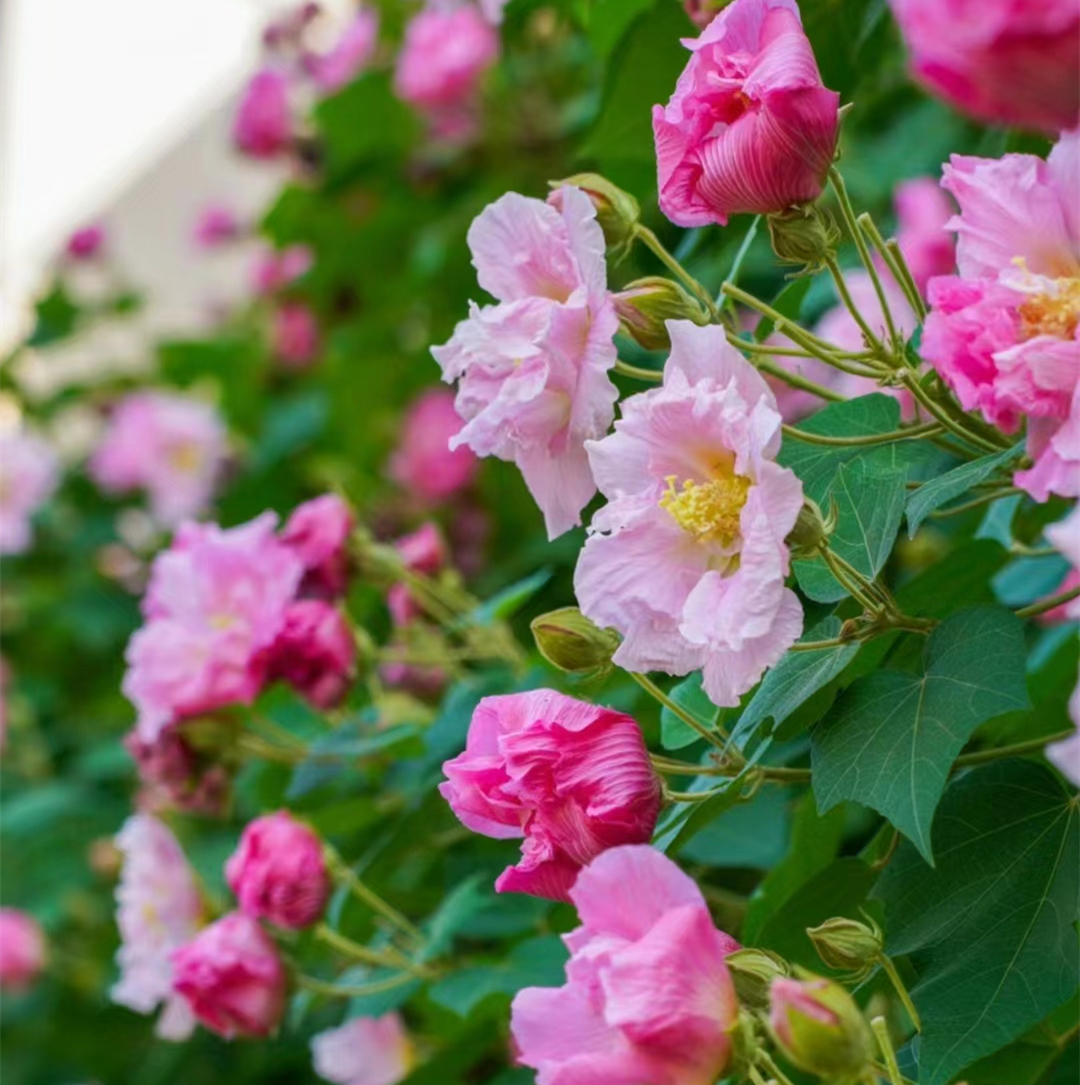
[261,600,356,709]
[0,909,46,991]
[66,225,106,261]
[272,302,321,369]
[234,69,294,159]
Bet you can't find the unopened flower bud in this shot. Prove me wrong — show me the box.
[786,498,830,558]
[767,204,840,273]
[531,607,620,677]
[769,974,873,1083]
[549,174,640,256]
[613,278,708,351]
[726,947,789,1011]
[807,915,883,978]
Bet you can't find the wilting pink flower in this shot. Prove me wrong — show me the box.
[309,8,379,93]
[112,815,203,1039]
[0,909,46,992]
[440,690,661,901]
[0,430,59,555]
[511,845,739,1084]
[66,224,106,261]
[432,187,619,538]
[922,131,1080,501]
[260,600,356,708]
[194,205,241,249]
[125,726,230,816]
[312,1014,413,1085]
[388,389,478,504]
[172,912,288,1039]
[225,811,330,929]
[281,493,354,599]
[387,522,447,626]
[251,244,314,295]
[234,68,294,159]
[888,0,1080,133]
[393,4,499,112]
[273,302,321,368]
[1045,507,1080,785]
[653,0,840,227]
[90,391,228,527]
[894,176,956,293]
[576,321,804,707]
[124,513,302,742]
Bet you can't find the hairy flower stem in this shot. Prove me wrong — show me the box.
[296,971,420,1000]
[635,225,724,323]
[741,351,848,403]
[757,1050,798,1085]
[614,359,663,382]
[877,957,921,1032]
[872,1015,908,1084]
[955,729,1074,767]
[1015,584,1080,620]
[631,672,730,751]
[324,844,425,948]
[824,253,888,355]
[929,486,1023,518]
[315,924,431,977]
[856,212,927,321]
[782,422,943,447]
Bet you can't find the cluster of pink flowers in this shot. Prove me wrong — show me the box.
[0,429,59,556]
[89,391,229,527]
[0,908,47,992]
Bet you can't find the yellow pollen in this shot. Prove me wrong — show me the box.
[1017,277,1080,342]
[166,441,203,475]
[659,473,751,545]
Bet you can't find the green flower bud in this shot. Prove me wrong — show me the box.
[613,277,709,351]
[549,174,640,256]
[786,498,831,558]
[807,915,883,979]
[531,607,620,677]
[726,948,790,1011]
[767,204,840,273]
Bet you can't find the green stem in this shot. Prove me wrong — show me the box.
[614,359,663,383]
[857,212,927,322]
[1015,585,1080,621]
[324,845,425,947]
[631,672,728,751]
[650,755,728,777]
[929,486,1022,518]
[737,337,874,362]
[825,253,886,354]
[788,636,852,652]
[315,925,431,977]
[296,971,419,1000]
[782,421,942,447]
[635,225,723,322]
[899,372,1008,455]
[872,1016,907,1085]
[746,354,848,403]
[877,955,921,1031]
[666,785,730,803]
[956,729,1073,767]
[758,1050,799,1085]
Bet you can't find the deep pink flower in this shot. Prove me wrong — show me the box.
[194,205,241,249]
[393,4,499,112]
[387,522,448,627]
[312,1014,413,1085]
[888,0,1080,133]
[172,912,288,1039]
[440,690,661,901]
[112,815,203,1039]
[922,131,1080,500]
[225,811,330,929]
[66,224,106,261]
[1045,507,1080,784]
[309,8,379,93]
[260,600,356,709]
[432,187,619,538]
[575,321,804,707]
[281,493,355,599]
[389,389,479,504]
[653,0,840,227]
[511,845,739,1085]
[125,726,230,816]
[251,244,314,295]
[273,302,321,368]
[0,909,46,992]
[0,430,58,555]
[234,68,294,159]
[90,391,228,527]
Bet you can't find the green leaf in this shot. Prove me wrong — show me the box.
[652,776,747,855]
[287,722,423,800]
[906,444,1022,537]
[812,607,1030,862]
[679,785,791,869]
[660,671,719,751]
[875,762,1080,1085]
[586,0,659,57]
[468,569,552,625]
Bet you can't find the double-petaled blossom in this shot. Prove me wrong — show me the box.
[432,187,620,538]
[388,389,479,504]
[653,0,840,227]
[225,811,330,929]
[511,845,740,1085]
[66,224,106,261]
[125,727,230,816]
[0,908,46,992]
[440,690,661,901]
[193,205,241,249]
[1045,507,1080,786]
[575,321,804,707]
[312,1014,413,1085]
[171,912,287,1039]
[123,513,303,742]
[0,430,59,556]
[260,600,356,709]
[111,815,203,1040]
[888,0,1080,134]
[921,130,1080,501]
[234,68,294,159]
[273,302,321,368]
[89,391,228,527]
[281,493,355,599]
[309,8,379,93]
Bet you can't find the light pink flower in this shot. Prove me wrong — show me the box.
[251,244,314,295]
[432,187,619,538]
[387,522,448,626]
[193,205,241,249]
[440,690,661,901]
[112,815,203,1040]
[575,321,804,707]
[0,908,46,992]
[922,131,1080,501]
[0,430,59,555]
[234,68,294,159]
[125,726,231,816]
[260,600,356,709]
[388,389,479,504]
[511,845,739,1085]
[312,1014,413,1085]
[888,0,1080,133]
[478,0,510,24]
[393,4,499,112]
[124,513,303,742]
[66,224,106,261]
[273,302,321,368]
[894,176,956,293]
[1045,506,1080,785]
[310,8,379,93]
[171,912,288,1039]
[281,493,354,599]
[90,391,228,527]
[225,811,330,929]
[652,0,840,227]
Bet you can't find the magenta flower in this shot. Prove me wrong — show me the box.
[653,0,840,227]
[111,815,203,1039]
[888,0,1080,133]
[575,321,804,707]
[432,187,619,537]
[281,493,355,599]
[89,391,228,527]
[309,8,379,93]
[921,131,1080,500]
[225,811,330,929]
[0,430,58,555]
[511,845,739,1085]
[171,912,288,1039]
[260,600,356,709]
[66,224,106,261]
[388,388,479,504]
[440,690,661,901]
[193,205,241,249]
[312,1014,413,1085]
[234,68,294,159]
[125,726,230,816]
[1045,507,1080,785]
[0,909,46,992]
[273,302,321,368]
[251,244,314,295]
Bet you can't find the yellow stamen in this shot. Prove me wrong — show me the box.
[166,441,203,475]
[659,472,751,546]
[1017,277,1080,341]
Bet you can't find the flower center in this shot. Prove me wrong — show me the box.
[659,471,750,546]
[1018,277,1080,341]
[166,442,203,475]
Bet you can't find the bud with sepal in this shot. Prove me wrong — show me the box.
[613,278,709,352]
[807,915,883,980]
[531,607,620,678]
[548,174,640,258]
[767,203,840,274]
[726,947,790,1011]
